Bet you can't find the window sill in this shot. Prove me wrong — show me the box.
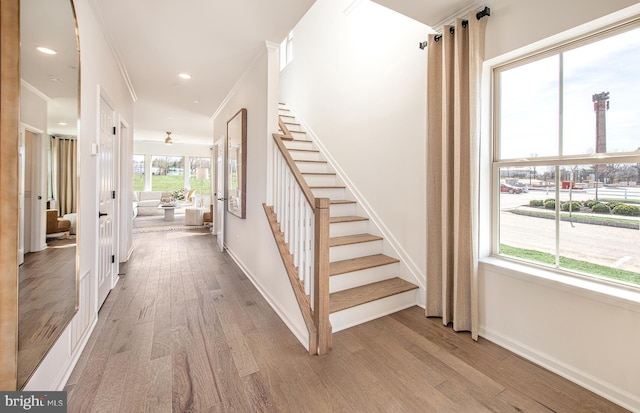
[479,256,640,313]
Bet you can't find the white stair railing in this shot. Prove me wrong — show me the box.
[273,145,314,295]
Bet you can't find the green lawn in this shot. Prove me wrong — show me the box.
[133,174,211,194]
[500,244,640,285]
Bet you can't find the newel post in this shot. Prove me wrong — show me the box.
[314,197,332,355]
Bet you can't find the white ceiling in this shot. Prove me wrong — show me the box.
[371,0,482,28]
[21,0,79,136]
[89,0,317,145]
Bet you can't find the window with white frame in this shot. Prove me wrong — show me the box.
[133,154,145,191]
[493,20,640,288]
[280,30,294,71]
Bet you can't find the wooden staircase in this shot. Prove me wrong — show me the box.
[266,103,418,352]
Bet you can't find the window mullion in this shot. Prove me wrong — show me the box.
[555,53,564,269]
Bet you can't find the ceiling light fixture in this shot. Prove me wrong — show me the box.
[178,73,191,79]
[36,46,57,55]
[165,131,173,145]
[192,97,200,104]
[57,122,68,126]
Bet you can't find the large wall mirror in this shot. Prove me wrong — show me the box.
[16,0,80,389]
[226,108,247,218]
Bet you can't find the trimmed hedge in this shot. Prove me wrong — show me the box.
[612,204,640,216]
[591,203,611,214]
[545,200,556,210]
[584,199,598,208]
[561,201,582,212]
[529,199,544,207]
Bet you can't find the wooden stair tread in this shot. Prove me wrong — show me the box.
[284,122,301,126]
[293,159,327,163]
[330,233,383,247]
[329,277,418,313]
[330,215,368,223]
[288,148,319,153]
[330,254,398,276]
[330,199,356,204]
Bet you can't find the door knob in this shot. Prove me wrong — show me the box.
[98,212,108,218]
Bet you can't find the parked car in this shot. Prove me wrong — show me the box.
[500,183,522,194]
[513,182,529,193]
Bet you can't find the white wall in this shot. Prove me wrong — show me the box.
[478,1,640,410]
[279,0,429,280]
[213,45,309,346]
[25,0,135,390]
[20,84,48,131]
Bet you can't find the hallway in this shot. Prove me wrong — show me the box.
[63,229,626,412]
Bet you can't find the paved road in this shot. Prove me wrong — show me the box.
[498,189,640,274]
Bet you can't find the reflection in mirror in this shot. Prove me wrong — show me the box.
[227,108,247,219]
[18,0,79,389]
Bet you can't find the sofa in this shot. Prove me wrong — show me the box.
[133,189,195,217]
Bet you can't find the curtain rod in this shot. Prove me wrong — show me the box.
[419,6,490,50]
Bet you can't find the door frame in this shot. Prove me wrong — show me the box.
[214,137,226,252]
[19,124,47,260]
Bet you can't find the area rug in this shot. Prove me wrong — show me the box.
[133,215,207,233]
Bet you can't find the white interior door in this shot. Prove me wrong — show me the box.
[98,96,116,308]
[214,139,225,252]
[18,130,25,265]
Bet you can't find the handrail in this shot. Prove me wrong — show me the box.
[278,118,293,140]
[272,133,316,210]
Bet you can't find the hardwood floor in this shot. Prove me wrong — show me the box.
[19,237,76,388]
[64,229,628,412]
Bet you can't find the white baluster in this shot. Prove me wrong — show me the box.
[283,172,289,243]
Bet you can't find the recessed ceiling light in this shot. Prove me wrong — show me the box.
[192,98,200,104]
[57,122,67,126]
[178,73,192,79]
[36,46,57,55]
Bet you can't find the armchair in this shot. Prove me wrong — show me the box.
[46,209,71,238]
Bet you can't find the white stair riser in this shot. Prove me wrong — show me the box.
[310,187,345,199]
[329,220,369,237]
[302,174,339,187]
[284,123,303,132]
[330,239,383,262]
[296,162,332,174]
[329,262,400,293]
[329,289,418,333]
[289,150,323,161]
[284,140,315,150]
[330,203,357,217]
[290,131,308,139]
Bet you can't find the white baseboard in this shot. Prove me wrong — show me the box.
[225,248,310,351]
[55,316,98,391]
[480,326,640,412]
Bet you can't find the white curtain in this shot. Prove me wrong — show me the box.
[50,136,77,216]
[426,13,487,340]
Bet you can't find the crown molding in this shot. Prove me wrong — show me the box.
[88,0,138,102]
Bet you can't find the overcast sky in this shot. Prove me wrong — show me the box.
[499,26,640,160]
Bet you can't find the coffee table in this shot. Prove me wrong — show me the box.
[158,204,181,221]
